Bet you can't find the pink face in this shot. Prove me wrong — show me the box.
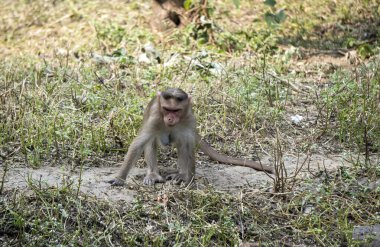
[163,108,181,126]
[158,91,190,127]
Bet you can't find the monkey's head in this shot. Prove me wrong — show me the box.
[158,88,191,127]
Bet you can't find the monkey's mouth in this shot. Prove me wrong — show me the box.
[163,107,181,113]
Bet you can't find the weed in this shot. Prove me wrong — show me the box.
[318,61,380,170]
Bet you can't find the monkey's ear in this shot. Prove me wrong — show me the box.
[157,91,161,98]
[188,95,192,104]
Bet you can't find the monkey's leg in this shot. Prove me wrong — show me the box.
[166,134,196,185]
[143,139,165,185]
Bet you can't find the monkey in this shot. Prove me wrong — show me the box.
[108,88,273,186]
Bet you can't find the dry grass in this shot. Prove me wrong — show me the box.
[1,0,379,246]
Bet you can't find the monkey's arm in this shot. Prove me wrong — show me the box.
[198,137,274,174]
[109,131,154,186]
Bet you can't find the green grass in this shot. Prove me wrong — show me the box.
[318,62,380,159]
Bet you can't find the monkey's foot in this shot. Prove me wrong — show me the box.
[108,177,125,186]
[166,173,192,185]
[143,173,165,186]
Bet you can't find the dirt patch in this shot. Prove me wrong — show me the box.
[1,154,346,203]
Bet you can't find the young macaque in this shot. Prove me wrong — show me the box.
[108,88,273,186]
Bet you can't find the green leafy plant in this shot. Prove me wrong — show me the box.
[263,0,287,27]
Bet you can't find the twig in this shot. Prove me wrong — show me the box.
[268,72,306,93]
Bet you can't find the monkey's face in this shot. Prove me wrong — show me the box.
[158,90,190,127]
[160,98,187,127]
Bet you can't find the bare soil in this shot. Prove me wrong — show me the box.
[2,153,346,203]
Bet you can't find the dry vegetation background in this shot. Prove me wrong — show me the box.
[1,0,380,246]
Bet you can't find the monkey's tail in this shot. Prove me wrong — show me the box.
[199,140,274,174]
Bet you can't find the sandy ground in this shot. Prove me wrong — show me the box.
[1,153,346,203]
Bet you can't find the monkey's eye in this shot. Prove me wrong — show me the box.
[176,96,184,102]
[163,94,171,100]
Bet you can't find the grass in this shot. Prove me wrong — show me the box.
[1,167,379,246]
[1,0,380,246]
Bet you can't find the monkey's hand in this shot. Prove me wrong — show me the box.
[108,177,125,186]
[166,173,192,185]
[143,173,165,186]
